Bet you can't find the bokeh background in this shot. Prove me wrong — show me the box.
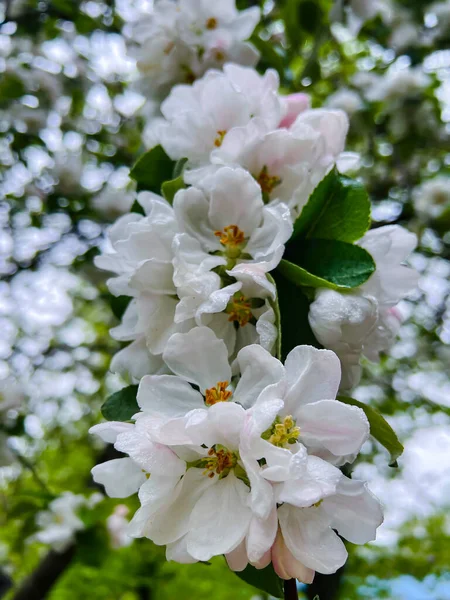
[0,0,449,599]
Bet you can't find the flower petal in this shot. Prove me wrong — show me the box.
[283,345,341,414]
[278,504,348,574]
[275,456,342,507]
[297,399,369,457]
[91,458,145,498]
[234,345,285,409]
[163,326,231,393]
[187,472,252,561]
[322,476,384,544]
[137,375,205,417]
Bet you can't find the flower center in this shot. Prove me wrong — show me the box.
[262,415,300,447]
[206,17,218,30]
[205,381,232,406]
[226,293,252,327]
[215,225,246,261]
[214,130,227,147]
[256,165,281,196]
[203,446,237,479]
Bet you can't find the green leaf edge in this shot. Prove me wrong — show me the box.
[338,396,404,467]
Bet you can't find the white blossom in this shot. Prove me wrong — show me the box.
[413,175,450,221]
[32,492,103,553]
[130,1,260,98]
[154,65,285,164]
[187,109,349,218]
[91,339,381,574]
[309,225,419,389]
[325,89,364,116]
[364,67,431,103]
[107,505,133,549]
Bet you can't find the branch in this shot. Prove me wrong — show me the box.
[11,445,122,600]
[306,567,345,600]
[11,545,76,600]
[284,578,298,600]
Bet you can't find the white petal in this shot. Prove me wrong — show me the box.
[128,475,181,538]
[246,507,278,564]
[226,539,248,572]
[322,477,383,544]
[89,422,133,444]
[234,345,285,409]
[91,458,145,498]
[297,399,369,458]
[137,374,205,417]
[187,402,246,449]
[174,187,219,251]
[283,346,341,415]
[208,167,264,235]
[278,504,348,574]
[163,326,231,393]
[110,337,167,381]
[147,468,215,545]
[275,456,342,507]
[115,428,186,477]
[166,536,198,564]
[272,528,315,583]
[187,472,252,561]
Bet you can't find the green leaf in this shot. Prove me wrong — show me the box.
[162,175,186,205]
[0,74,26,105]
[234,563,283,598]
[338,396,404,466]
[272,270,320,360]
[129,145,175,193]
[131,199,145,216]
[281,239,376,289]
[291,169,371,243]
[250,34,286,78]
[101,385,139,422]
[267,274,282,360]
[110,295,131,321]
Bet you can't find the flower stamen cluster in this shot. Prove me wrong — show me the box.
[205,381,232,406]
[203,446,238,479]
[226,293,253,327]
[262,415,301,447]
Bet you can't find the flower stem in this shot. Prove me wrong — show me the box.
[284,578,298,600]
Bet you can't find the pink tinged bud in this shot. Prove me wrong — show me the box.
[271,528,315,584]
[279,93,311,128]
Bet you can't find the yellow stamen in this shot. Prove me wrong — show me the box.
[215,224,245,248]
[205,381,232,406]
[257,165,281,196]
[227,293,252,327]
[265,415,300,447]
[203,446,237,479]
[214,130,227,147]
[206,17,218,30]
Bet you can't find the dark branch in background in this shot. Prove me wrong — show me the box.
[11,545,76,600]
[306,567,345,600]
[10,445,122,600]
[284,578,298,600]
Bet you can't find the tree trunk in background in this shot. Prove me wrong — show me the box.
[12,545,76,600]
[306,568,345,600]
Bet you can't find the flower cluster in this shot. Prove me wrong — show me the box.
[92,32,419,586]
[92,336,382,579]
[129,0,261,99]
[31,492,103,553]
[95,65,353,378]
